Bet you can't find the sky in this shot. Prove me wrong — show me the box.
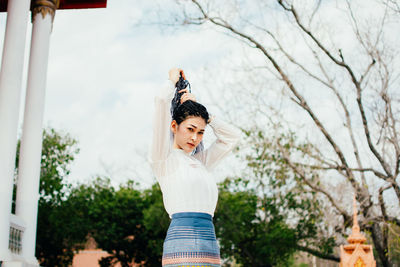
[0,0,241,188]
[0,0,399,216]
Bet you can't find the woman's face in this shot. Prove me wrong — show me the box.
[171,116,206,153]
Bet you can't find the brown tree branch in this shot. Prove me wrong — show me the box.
[379,184,391,221]
[190,0,363,198]
[388,216,400,227]
[364,215,400,228]
[276,140,351,224]
[384,0,400,13]
[309,48,370,189]
[293,163,387,179]
[296,245,340,262]
[277,1,394,181]
[346,0,378,84]
[381,91,400,176]
[172,2,399,265]
[359,59,376,85]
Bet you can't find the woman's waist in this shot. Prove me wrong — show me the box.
[164,201,217,218]
[171,212,212,221]
[169,212,215,228]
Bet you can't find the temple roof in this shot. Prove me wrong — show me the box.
[0,0,107,12]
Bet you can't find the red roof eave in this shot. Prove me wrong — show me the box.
[0,0,107,12]
[58,0,107,10]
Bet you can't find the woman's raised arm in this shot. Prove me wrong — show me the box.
[149,68,182,176]
[194,115,241,171]
[149,81,176,178]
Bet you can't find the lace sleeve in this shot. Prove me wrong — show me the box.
[149,80,175,178]
[194,115,241,171]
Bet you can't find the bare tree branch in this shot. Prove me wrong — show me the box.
[279,1,395,182]
[379,184,391,221]
[277,140,351,224]
[296,245,340,262]
[308,47,370,189]
[164,1,400,264]
[191,0,364,198]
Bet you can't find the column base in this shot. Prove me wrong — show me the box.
[1,260,40,267]
[1,257,39,267]
[0,251,13,262]
[23,256,39,266]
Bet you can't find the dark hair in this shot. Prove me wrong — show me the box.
[172,100,209,125]
[170,73,209,125]
[170,72,209,154]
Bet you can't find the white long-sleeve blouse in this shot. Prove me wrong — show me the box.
[150,80,241,217]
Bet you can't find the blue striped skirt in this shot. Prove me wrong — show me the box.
[162,212,221,267]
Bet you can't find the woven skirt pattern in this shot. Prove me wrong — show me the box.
[162,212,221,267]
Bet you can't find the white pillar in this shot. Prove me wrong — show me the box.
[0,0,31,261]
[15,1,58,265]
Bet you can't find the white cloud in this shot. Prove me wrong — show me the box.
[39,0,235,187]
[1,0,397,203]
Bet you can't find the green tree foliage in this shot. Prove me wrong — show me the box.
[70,178,170,267]
[14,127,338,266]
[142,184,170,265]
[153,1,400,265]
[38,129,79,203]
[15,128,83,266]
[211,126,338,265]
[240,127,337,261]
[216,178,289,267]
[35,129,86,267]
[81,178,149,266]
[36,191,91,267]
[14,128,170,266]
[215,176,329,267]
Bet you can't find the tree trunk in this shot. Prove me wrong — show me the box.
[371,223,389,267]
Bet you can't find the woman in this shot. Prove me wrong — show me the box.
[150,68,241,267]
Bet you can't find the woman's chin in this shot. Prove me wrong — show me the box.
[185,144,196,153]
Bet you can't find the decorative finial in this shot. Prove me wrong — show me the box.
[347,194,366,244]
[353,194,359,231]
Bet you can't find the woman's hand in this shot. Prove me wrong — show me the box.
[169,68,181,84]
[179,88,196,104]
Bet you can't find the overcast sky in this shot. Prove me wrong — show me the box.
[0,0,398,211]
[0,0,241,188]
